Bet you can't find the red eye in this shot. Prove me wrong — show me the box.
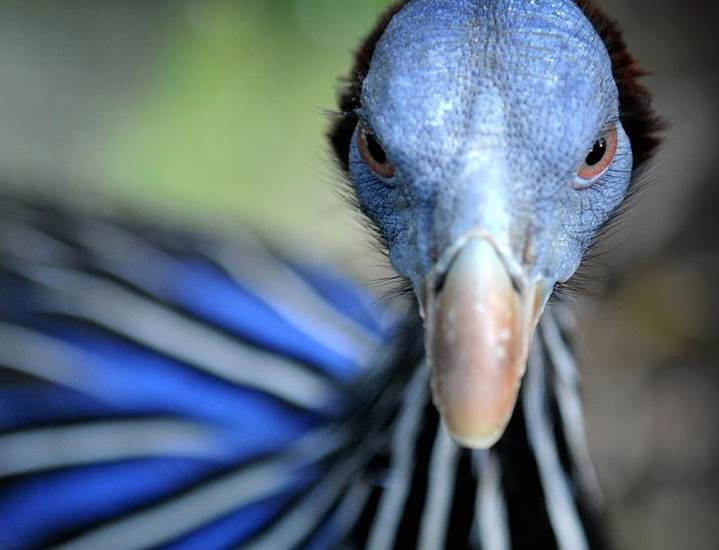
[576,126,618,184]
[357,122,395,179]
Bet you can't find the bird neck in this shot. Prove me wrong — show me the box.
[341,305,610,550]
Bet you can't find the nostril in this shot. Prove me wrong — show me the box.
[431,239,523,297]
[433,270,448,295]
[432,248,463,295]
[434,259,522,296]
[508,273,522,294]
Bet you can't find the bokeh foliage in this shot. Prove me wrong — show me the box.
[100,0,391,244]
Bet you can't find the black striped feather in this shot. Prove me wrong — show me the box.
[0,191,606,549]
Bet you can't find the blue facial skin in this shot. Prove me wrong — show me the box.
[348,0,633,294]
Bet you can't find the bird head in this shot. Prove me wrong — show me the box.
[330,0,661,448]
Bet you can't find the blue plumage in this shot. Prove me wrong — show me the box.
[0,195,396,549]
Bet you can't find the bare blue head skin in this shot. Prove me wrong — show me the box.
[346,0,636,448]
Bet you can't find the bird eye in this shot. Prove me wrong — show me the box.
[575,126,618,186]
[357,122,395,179]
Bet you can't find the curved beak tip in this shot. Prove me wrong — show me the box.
[444,424,507,450]
[424,237,544,449]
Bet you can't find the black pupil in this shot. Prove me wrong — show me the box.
[585,138,607,166]
[367,133,387,164]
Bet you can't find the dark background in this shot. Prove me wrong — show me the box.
[0,1,716,548]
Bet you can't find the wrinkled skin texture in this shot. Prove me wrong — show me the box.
[349,0,633,291]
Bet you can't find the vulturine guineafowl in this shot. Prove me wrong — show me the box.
[0,0,661,548]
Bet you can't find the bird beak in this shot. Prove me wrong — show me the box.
[420,235,548,449]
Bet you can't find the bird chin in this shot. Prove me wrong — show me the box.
[418,236,548,449]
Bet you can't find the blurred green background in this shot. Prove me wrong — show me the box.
[0,0,394,256]
[0,1,717,549]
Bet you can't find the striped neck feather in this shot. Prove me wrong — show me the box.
[0,190,609,549]
[331,307,609,550]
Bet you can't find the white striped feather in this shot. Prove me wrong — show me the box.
[540,309,603,504]
[417,425,460,550]
[0,419,221,479]
[248,362,414,549]
[367,366,429,550]
[11,263,335,410]
[524,336,590,550]
[50,428,346,550]
[0,204,604,550]
[75,220,386,368]
[473,452,510,550]
[0,322,122,397]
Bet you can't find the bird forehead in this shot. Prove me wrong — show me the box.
[363,0,614,156]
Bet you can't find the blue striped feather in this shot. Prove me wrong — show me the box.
[0,193,396,549]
